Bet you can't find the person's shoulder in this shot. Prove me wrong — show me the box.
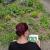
[29,42,41,50]
[9,41,16,46]
[8,41,17,50]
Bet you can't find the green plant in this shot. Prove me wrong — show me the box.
[4,14,12,20]
[26,0,33,7]
[40,16,49,29]
[31,11,39,18]
[0,7,10,18]
[0,23,6,31]
[25,7,33,13]
[35,2,44,11]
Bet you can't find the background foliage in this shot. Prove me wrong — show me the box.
[0,0,50,45]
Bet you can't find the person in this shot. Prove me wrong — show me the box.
[8,23,41,50]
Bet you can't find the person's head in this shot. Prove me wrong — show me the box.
[16,23,30,38]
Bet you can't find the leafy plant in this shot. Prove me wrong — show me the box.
[4,14,12,20]
[40,16,49,29]
[24,7,33,13]
[26,0,33,7]
[31,11,39,18]
[35,2,44,11]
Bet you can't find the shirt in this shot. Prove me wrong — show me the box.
[8,41,41,50]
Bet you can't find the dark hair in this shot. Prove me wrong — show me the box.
[16,23,28,36]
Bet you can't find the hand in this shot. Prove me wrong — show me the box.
[36,39,40,47]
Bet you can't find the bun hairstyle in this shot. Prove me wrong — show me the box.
[16,23,28,36]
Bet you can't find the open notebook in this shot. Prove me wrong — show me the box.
[28,34,38,42]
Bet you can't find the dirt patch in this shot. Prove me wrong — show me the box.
[40,0,50,12]
[41,40,50,50]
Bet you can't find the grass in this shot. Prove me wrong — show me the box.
[0,32,17,45]
[40,16,49,29]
